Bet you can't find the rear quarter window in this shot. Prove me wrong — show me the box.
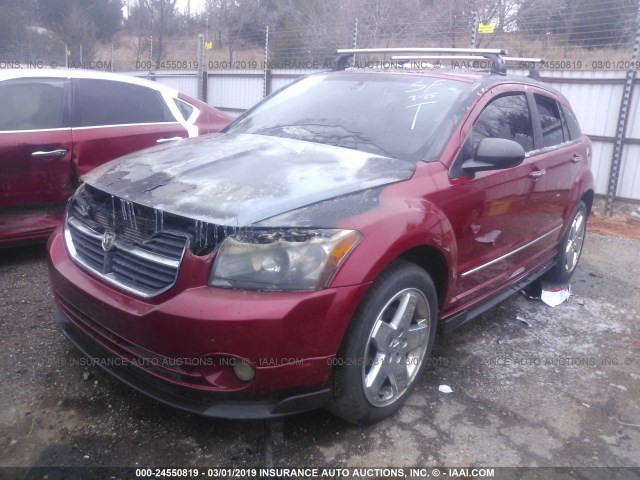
[562,105,582,140]
[174,98,195,121]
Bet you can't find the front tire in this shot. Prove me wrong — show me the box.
[545,201,587,283]
[327,260,438,425]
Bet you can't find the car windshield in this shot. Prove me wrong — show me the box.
[226,72,468,162]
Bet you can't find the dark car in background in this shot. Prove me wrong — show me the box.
[0,69,231,246]
[48,49,594,424]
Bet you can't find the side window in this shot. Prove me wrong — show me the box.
[0,79,66,131]
[562,105,582,140]
[174,98,195,121]
[75,79,175,127]
[472,93,534,153]
[534,94,565,148]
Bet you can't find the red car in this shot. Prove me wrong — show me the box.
[0,69,231,246]
[48,49,594,424]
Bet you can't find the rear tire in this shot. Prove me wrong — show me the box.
[545,201,587,283]
[327,260,438,425]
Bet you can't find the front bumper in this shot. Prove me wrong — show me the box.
[54,308,331,418]
[48,228,369,418]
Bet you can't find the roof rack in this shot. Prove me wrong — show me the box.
[505,57,545,80]
[334,48,543,77]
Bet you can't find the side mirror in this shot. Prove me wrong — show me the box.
[461,137,526,174]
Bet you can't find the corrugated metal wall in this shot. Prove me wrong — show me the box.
[620,82,640,200]
[536,71,630,199]
[130,69,640,201]
[207,70,264,110]
[124,71,200,98]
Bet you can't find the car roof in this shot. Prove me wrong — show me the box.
[326,68,570,107]
[338,68,487,83]
[0,68,179,96]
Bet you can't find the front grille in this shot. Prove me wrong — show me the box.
[70,221,104,272]
[64,185,229,297]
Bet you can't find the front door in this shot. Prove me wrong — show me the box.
[439,88,545,308]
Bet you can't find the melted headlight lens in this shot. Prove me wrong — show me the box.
[209,229,360,291]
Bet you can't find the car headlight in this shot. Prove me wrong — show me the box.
[209,229,361,291]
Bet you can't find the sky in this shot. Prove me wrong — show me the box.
[174,0,207,15]
[123,0,207,17]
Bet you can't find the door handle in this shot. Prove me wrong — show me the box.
[156,137,183,144]
[31,149,67,158]
[528,169,546,179]
[570,155,583,164]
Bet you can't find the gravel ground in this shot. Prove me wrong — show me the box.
[0,233,639,473]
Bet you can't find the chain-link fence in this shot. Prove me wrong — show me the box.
[1,1,639,72]
[1,2,640,208]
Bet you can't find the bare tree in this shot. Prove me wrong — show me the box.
[269,0,434,64]
[206,0,264,63]
[125,0,153,62]
[58,6,98,62]
[152,0,178,63]
[126,0,177,63]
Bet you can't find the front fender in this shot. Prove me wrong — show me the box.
[331,198,457,293]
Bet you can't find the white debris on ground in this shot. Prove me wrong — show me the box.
[438,385,453,393]
[540,282,571,307]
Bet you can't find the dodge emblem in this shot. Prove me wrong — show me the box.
[102,230,117,252]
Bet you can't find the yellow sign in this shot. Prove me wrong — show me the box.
[478,22,495,34]
[66,49,71,56]
[205,41,213,50]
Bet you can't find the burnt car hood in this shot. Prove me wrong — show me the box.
[83,133,415,227]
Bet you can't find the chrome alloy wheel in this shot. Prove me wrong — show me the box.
[565,210,586,273]
[362,288,431,407]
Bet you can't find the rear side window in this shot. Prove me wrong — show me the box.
[0,79,66,131]
[472,93,534,152]
[562,105,582,140]
[174,98,195,121]
[534,94,565,148]
[75,79,175,127]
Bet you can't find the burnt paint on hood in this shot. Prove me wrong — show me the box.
[254,188,384,229]
[83,133,416,227]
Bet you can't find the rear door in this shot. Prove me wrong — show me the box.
[71,78,188,176]
[526,91,578,235]
[0,77,72,209]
